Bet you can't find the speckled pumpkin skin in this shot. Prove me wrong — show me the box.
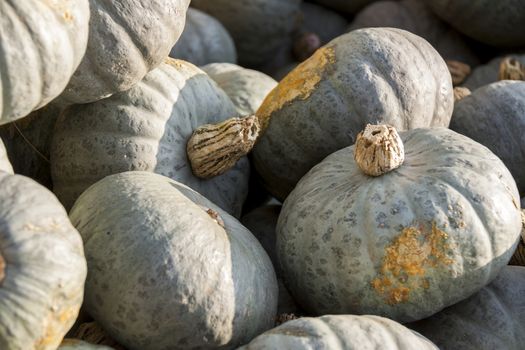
[463,55,525,91]
[253,28,454,201]
[0,139,13,174]
[201,63,278,116]
[0,173,87,350]
[191,0,301,67]
[169,8,236,66]
[59,340,114,350]
[51,59,248,217]
[408,266,525,350]
[0,0,89,124]
[58,0,190,105]
[277,127,521,322]
[238,315,438,349]
[349,0,479,65]
[450,81,525,196]
[311,0,377,14]
[69,172,278,350]
[426,0,525,47]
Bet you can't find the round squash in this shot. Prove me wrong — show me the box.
[463,55,525,91]
[0,172,87,350]
[408,266,525,350]
[0,138,13,174]
[190,0,301,67]
[238,315,438,349]
[169,8,236,66]
[57,0,190,105]
[253,28,454,200]
[59,340,114,350]
[201,63,278,116]
[277,126,521,322]
[51,59,248,217]
[0,0,89,124]
[69,171,278,350]
[450,81,525,196]
[311,0,377,14]
[426,0,525,47]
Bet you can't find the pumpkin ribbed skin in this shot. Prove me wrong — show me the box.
[253,28,454,201]
[201,63,278,116]
[51,59,248,217]
[311,0,377,14]
[426,0,525,47]
[58,0,189,105]
[0,173,87,350]
[408,266,525,350]
[0,0,89,124]
[169,8,236,66]
[239,315,438,349]
[463,55,525,91]
[59,340,114,350]
[191,0,301,67]
[0,139,13,174]
[450,81,525,196]
[69,171,278,350]
[277,127,521,322]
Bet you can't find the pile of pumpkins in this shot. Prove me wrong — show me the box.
[1,0,524,349]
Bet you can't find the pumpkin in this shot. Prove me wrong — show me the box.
[0,138,13,174]
[509,210,525,266]
[348,0,479,66]
[277,125,521,322]
[57,0,190,105]
[0,172,87,349]
[169,8,236,66]
[253,28,454,201]
[59,340,114,350]
[300,3,348,46]
[408,266,525,350]
[201,63,278,116]
[69,171,278,350]
[51,58,249,217]
[238,315,438,349]
[190,0,302,67]
[426,0,525,47]
[0,0,89,124]
[450,81,525,196]
[311,0,378,14]
[463,55,525,91]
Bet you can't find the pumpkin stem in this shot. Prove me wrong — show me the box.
[187,115,260,178]
[453,87,471,102]
[498,57,525,81]
[354,124,404,176]
[293,32,322,62]
[446,60,471,86]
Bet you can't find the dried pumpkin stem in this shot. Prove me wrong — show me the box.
[453,87,471,102]
[498,57,525,81]
[354,124,404,176]
[446,60,471,86]
[187,115,260,178]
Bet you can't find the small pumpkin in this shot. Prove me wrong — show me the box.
[311,0,378,14]
[57,0,190,105]
[450,81,525,196]
[0,0,89,124]
[0,172,87,349]
[169,8,236,66]
[69,171,278,350]
[277,125,521,322]
[59,340,115,350]
[238,315,438,349]
[0,138,13,174]
[463,55,525,91]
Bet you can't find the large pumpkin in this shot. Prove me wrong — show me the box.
[238,315,438,349]
[0,0,89,124]
[463,55,525,91]
[57,0,189,105]
[0,138,13,174]
[277,125,521,322]
[253,28,454,200]
[51,59,249,217]
[0,172,87,349]
[69,171,278,350]
[169,8,236,66]
[450,81,525,196]
[408,266,525,350]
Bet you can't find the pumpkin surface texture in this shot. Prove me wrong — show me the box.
[0,138,13,174]
[0,172,87,350]
[51,59,249,217]
[253,27,454,200]
[57,0,190,105]
[277,126,521,322]
[169,8,236,66]
[0,0,89,124]
[69,171,278,350]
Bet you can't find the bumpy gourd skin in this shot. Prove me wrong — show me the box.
[69,171,278,350]
[0,173,87,350]
[463,55,525,91]
[253,28,453,201]
[277,127,521,322]
[0,0,89,124]
[238,315,438,349]
[408,266,525,350]
[0,139,13,174]
[51,59,249,217]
